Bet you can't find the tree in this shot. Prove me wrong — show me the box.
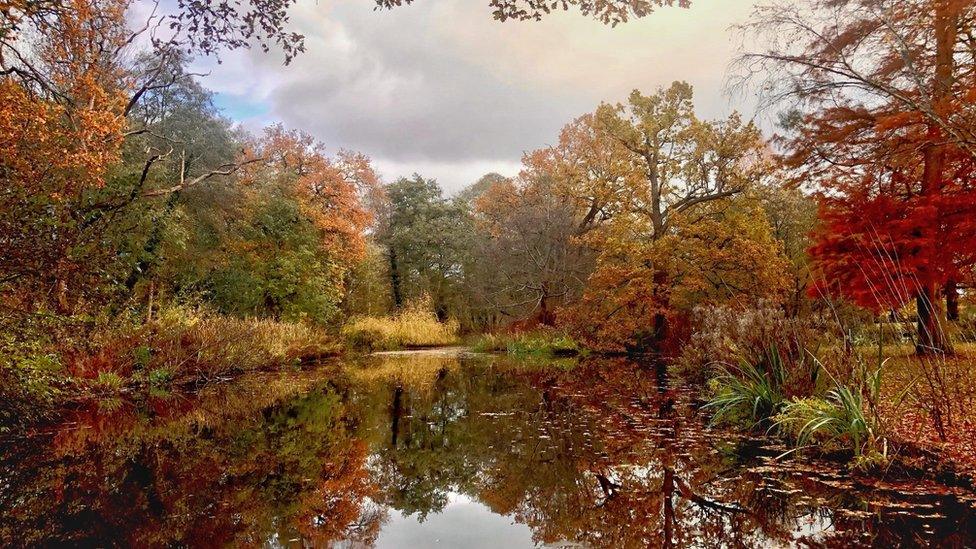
[0,0,128,314]
[558,82,777,352]
[456,172,508,204]
[377,175,469,319]
[374,0,690,24]
[469,174,594,327]
[1,0,305,66]
[174,125,379,322]
[756,182,819,317]
[741,0,976,354]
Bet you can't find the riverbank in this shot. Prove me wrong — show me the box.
[0,307,342,432]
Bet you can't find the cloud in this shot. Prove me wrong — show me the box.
[194,0,759,192]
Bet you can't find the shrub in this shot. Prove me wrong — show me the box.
[144,306,341,382]
[704,351,788,429]
[677,302,823,386]
[470,330,582,358]
[774,384,888,469]
[0,352,63,430]
[342,298,459,351]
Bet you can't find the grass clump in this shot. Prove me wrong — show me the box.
[470,330,582,358]
[706,343,891,470]
[704,351,788,429]
[65,305,341,388]
[773,385,887,469]
[141,306,341,381]
[342,299,459,351]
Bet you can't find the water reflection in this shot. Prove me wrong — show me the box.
[1,353,974,547]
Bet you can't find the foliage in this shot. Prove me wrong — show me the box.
[468,174,593,328]
[567,196,791,352]
[774,385,887,469]
[342,298,460,351]
[0,0,128,314]
[377,175,470,319]
[374,0,689,24]
[743,0,976,353]
[521,82,788,352]
[677,302,823,386]
[704,352,788,429]
[0,351,63,430]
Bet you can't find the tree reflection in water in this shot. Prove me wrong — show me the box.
[0,369,383,547]
[349,353,976,548]
[1,354,975,547]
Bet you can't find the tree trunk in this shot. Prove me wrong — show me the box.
[917,284,953,355]
[945,279,959,321]
[913,1,959,355]
[535,287,557,326]
[390,384,403,447]
[389,247,403,310]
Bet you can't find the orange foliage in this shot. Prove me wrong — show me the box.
[246,125,381,267]
[0,0,128,310]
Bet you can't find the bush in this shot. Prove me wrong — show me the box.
[142,306,341,382]
[774,383,887,469]
[0,352,63,430]
[704,351,789,429]
[342,299,459,351]
[677,302,823,385]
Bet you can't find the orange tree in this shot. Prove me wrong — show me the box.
[531,83,788,352]
[0,0,128,314]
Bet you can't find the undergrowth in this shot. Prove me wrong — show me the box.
[342,299,459,351]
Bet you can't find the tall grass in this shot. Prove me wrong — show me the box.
[469,330,581,358]
[69,306,341,388]
[703,343,890,469]
[342,300,459,351]
[773,385,886,469]
[704,349,790,428]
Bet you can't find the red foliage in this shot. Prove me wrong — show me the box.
[811,176,976,312]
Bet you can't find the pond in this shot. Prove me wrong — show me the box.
[1,352,974,547]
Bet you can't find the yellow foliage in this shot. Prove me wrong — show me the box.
[566,196,791,352]
[146,306,340,376]
[342,297,459,350]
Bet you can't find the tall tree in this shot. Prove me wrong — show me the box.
[378,175,468,319]
[742,0,976,354]
[582,82,772,351]
[469,174,594,327]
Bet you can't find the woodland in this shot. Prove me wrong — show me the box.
[2,0,976,528]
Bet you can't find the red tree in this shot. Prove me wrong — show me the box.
[744,0,976,354]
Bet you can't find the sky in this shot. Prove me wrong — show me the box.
[192,0,763,194]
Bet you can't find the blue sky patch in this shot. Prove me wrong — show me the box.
[212,92,271,120]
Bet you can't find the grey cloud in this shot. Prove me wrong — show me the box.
[259,1,592,163]
[202,0,758,189]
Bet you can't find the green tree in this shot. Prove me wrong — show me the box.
[378,175,469,320]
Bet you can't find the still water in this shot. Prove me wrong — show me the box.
[1,351,974,547]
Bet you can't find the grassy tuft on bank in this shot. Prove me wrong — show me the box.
[342,301,459,351]
[469,330,583,358]
[1,306,341,430]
